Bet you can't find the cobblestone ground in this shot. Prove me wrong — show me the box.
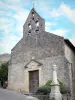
[0,88,39,100]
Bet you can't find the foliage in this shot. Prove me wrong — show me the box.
[0,62,8,87]
[58,80,70,94]
[36,86,51,95]
[36,80,52,95]
[36,80,70,95]
[45,80,52,87]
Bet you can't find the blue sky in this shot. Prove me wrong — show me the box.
[0,0,75,54]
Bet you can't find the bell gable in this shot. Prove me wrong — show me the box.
[23,8,45,38]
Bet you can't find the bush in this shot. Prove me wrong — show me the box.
[0,62,8,87]
[58,80,70,94]
[36,86,51,95]
[36,80,52,95]
[36,80,70,95]
[45,80,52,87]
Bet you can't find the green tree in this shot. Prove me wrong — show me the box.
[0,62,8,87]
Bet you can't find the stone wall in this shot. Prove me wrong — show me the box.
[8,55,72,93]
[8,62,25,92]
[64,42,75,96]
[65,43,75,78]
[11,32,64,64]
[8,8,74,94]
[23,8,45,38]
[39,56,71,88]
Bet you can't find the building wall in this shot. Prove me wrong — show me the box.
[64,43,75,96]
[8,62,25,92]
[11,8,64,64]
[23,8,45,38]
[11,32,64,64]
[8,32,65,92]
[65,43,75,68]
[8,55,71,93]
[8,8,74,94]
[9,39,74,93]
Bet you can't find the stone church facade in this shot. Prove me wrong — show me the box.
[8,8,75,96]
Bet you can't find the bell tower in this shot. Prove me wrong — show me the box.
[23,8,45,38]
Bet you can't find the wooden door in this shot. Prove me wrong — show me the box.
[29,70,39,93]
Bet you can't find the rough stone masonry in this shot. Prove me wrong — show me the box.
[8,8,75,96]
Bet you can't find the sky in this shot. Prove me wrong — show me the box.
[0,0,75,54]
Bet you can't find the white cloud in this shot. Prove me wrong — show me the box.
[61,3,75,24]
[0,18,14,34]
[0,1,30,54]
[49,3,75,24]
[45,22,68,37]
[35,0,51,18]
[0,1,74,54]
[45,22,56,32]
[45,22,56,26]
[50,29,68,37]
[50,7,63,17]
[7,0,21,4]
[8,2,29,34]
[12,8,29,37]
[0,34,21,54]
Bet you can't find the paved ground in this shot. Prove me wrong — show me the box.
[0,88,39,100]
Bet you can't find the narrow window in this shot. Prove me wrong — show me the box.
[32,17,34,20]
[32,12,34,17]
[28,30,31,33]
[28,23,31,29]
[36,21,39,27]
[36,30,39,33]
[36,27,39,33]
[28,23,31,34]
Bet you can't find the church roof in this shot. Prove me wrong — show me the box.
[64,39,75,53]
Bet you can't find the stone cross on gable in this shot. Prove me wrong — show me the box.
[32,0,36,8]
[33,2,35,8]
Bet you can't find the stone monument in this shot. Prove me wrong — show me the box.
[50,64,62,100]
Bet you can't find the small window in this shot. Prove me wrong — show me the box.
[32,12,34,17]
[36,30,39,33]
[28,23,31,29]
[36,27,39,33]
[32,17,34,20]
[28,30,31,35]
[36,21,39,27]
[28,30,31,33]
